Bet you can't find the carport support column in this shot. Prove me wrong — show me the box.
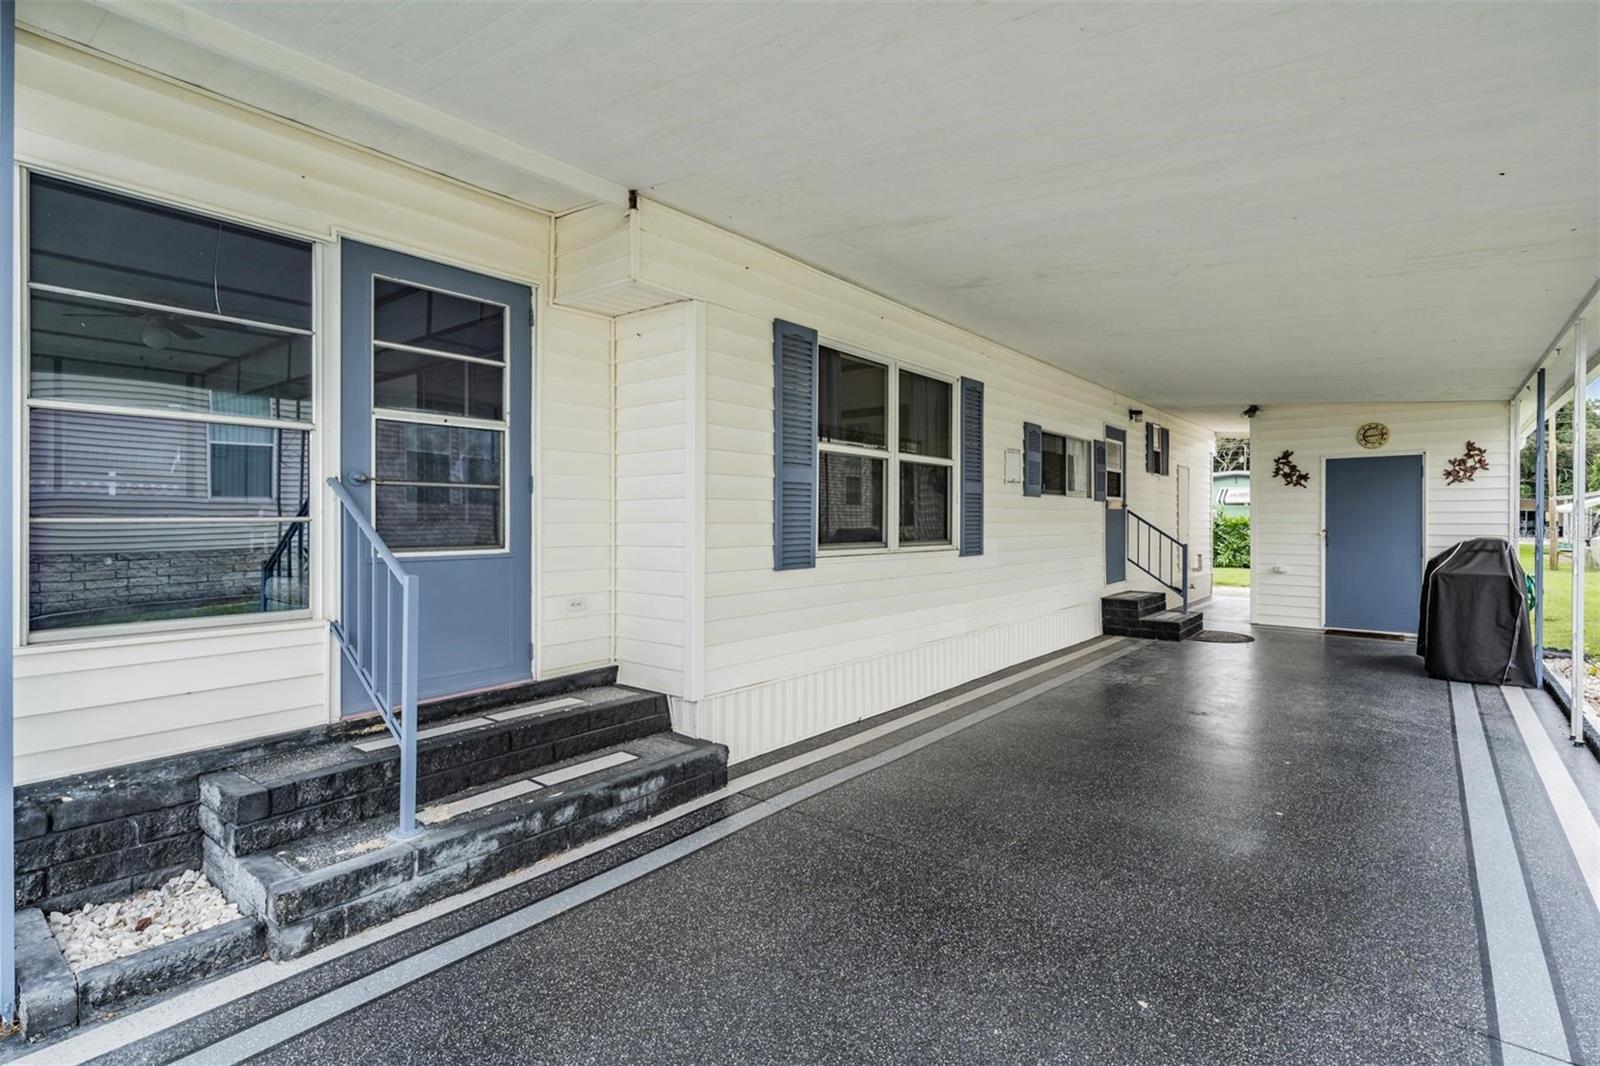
[1535,370,1546,687]
[0,0,15,1024]
[1574,318,1589,744]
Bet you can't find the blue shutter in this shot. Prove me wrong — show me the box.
[1093,440,1107,501]
[773,319,818,570]
[1145,423,1156,473]
[1022,422,1043,497]
[1159,427,1171,476]
[959,378,984,557]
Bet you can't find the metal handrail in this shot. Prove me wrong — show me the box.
[327,476,421,838]
[259,498,310,611]
[1126,509,1190,614]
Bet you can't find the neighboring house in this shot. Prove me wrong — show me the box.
[1214,470,1251,518]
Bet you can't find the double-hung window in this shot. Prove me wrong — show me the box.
[24,174,315,634]
[817,345,955,551]
[1041,431,1093,498]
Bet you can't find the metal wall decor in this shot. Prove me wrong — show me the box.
[1443,440,1488,485]
[1272,449,1310,488]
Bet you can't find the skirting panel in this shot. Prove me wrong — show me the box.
[673,602,1099,763]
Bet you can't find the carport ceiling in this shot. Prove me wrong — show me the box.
[32,1,1600,422]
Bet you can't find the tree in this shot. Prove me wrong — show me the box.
[1213,436,1249,473]
[1518,399,1600,498]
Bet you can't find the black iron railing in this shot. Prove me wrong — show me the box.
[1126,509,1189,613]
[259,498,311,612]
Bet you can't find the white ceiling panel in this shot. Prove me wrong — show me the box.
[27,1,1599,423]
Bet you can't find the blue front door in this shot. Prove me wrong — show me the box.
[1104,425,1127,584]
[339,241,533,710]
[1325,454,1424,633]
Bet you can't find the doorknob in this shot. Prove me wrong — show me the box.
[348,471,373,485]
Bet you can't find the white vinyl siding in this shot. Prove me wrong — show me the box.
[1249,403,1512,630]
[629,201,1212,757]
[537,305,615,676]
[12,33,615,781]
[613,302,701,698]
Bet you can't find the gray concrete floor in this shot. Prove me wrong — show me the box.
[84,610,1600,1065]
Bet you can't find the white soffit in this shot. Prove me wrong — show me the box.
[26,1,1600,418]
[17,0,627,213]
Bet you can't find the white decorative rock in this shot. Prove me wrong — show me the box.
[46,872,243,972]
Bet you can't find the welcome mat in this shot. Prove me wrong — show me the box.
[1191,630,1254,643]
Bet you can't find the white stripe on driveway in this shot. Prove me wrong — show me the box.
[1450,682,1571,1066]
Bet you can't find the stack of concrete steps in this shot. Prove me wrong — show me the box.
[199,686,725,958]
[1101,590,1204,641]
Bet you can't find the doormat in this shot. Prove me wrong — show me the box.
[1191,630,1254,643]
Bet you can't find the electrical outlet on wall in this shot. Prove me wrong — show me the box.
[566,597,587,613]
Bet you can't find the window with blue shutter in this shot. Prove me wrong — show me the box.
[1158,426,1171,476]
[959,378,983,557]
[1146,423,1156,474]
[1093,439,1107,501]
[773,319,818,570]
[1022,422,1043,497]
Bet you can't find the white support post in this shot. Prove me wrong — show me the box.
[1574,317,1589,744]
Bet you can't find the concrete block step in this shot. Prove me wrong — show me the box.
[198,686,668,858]
[1106,609,1204,641]
[1100,591,1169,627]
[204,733,728,959]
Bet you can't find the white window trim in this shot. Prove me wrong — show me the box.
[1039,428,1094,500]
[816,342,959,556]
[19,167,318,642]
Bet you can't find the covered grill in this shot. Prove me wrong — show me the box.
[1417,538,1537,686]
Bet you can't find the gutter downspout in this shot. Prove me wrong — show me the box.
[1535,369,1546,688]
[1,0,17,1024]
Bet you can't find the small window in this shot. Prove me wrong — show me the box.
[209,393,275,500]
[819,348,887,448]
[1149,424,1166,473]
[1041,431,1092,498]
[1106,439,1125,502]
[816,347,955,551]
[820,451,885,546]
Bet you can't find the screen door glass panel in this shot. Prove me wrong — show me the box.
[370,280,506,551]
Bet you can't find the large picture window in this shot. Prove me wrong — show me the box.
[817,345,955,551]
[24,174,315,634]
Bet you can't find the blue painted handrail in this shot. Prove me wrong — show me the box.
[327,477,421,838]
[1126,509,1190,614]
[259,498,310,612]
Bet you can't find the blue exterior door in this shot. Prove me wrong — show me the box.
[339,241,533,711]
[1104,425,1127,583]
[1325,454,1424,633]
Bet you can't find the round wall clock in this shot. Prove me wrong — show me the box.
[1356,422,1390,449]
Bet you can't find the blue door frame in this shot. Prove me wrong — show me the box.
[339,241,533,710]
[1104,425,1127,584]
[1324,453,1425,633]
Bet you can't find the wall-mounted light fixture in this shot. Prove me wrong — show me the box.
[1128,409,1143,423]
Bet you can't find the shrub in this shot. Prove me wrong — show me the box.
[1213,514,1251,568]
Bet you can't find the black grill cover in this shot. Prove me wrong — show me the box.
[1416,538,1536,686]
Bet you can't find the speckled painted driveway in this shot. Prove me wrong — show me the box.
[68,598,1600,1065]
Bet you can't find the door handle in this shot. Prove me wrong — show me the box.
[348,471,373,486]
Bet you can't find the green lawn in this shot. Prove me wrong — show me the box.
[1214,567,1250,588]
[1519,543,1600,658]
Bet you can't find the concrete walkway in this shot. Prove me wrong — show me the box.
[32,618,1600,1065]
